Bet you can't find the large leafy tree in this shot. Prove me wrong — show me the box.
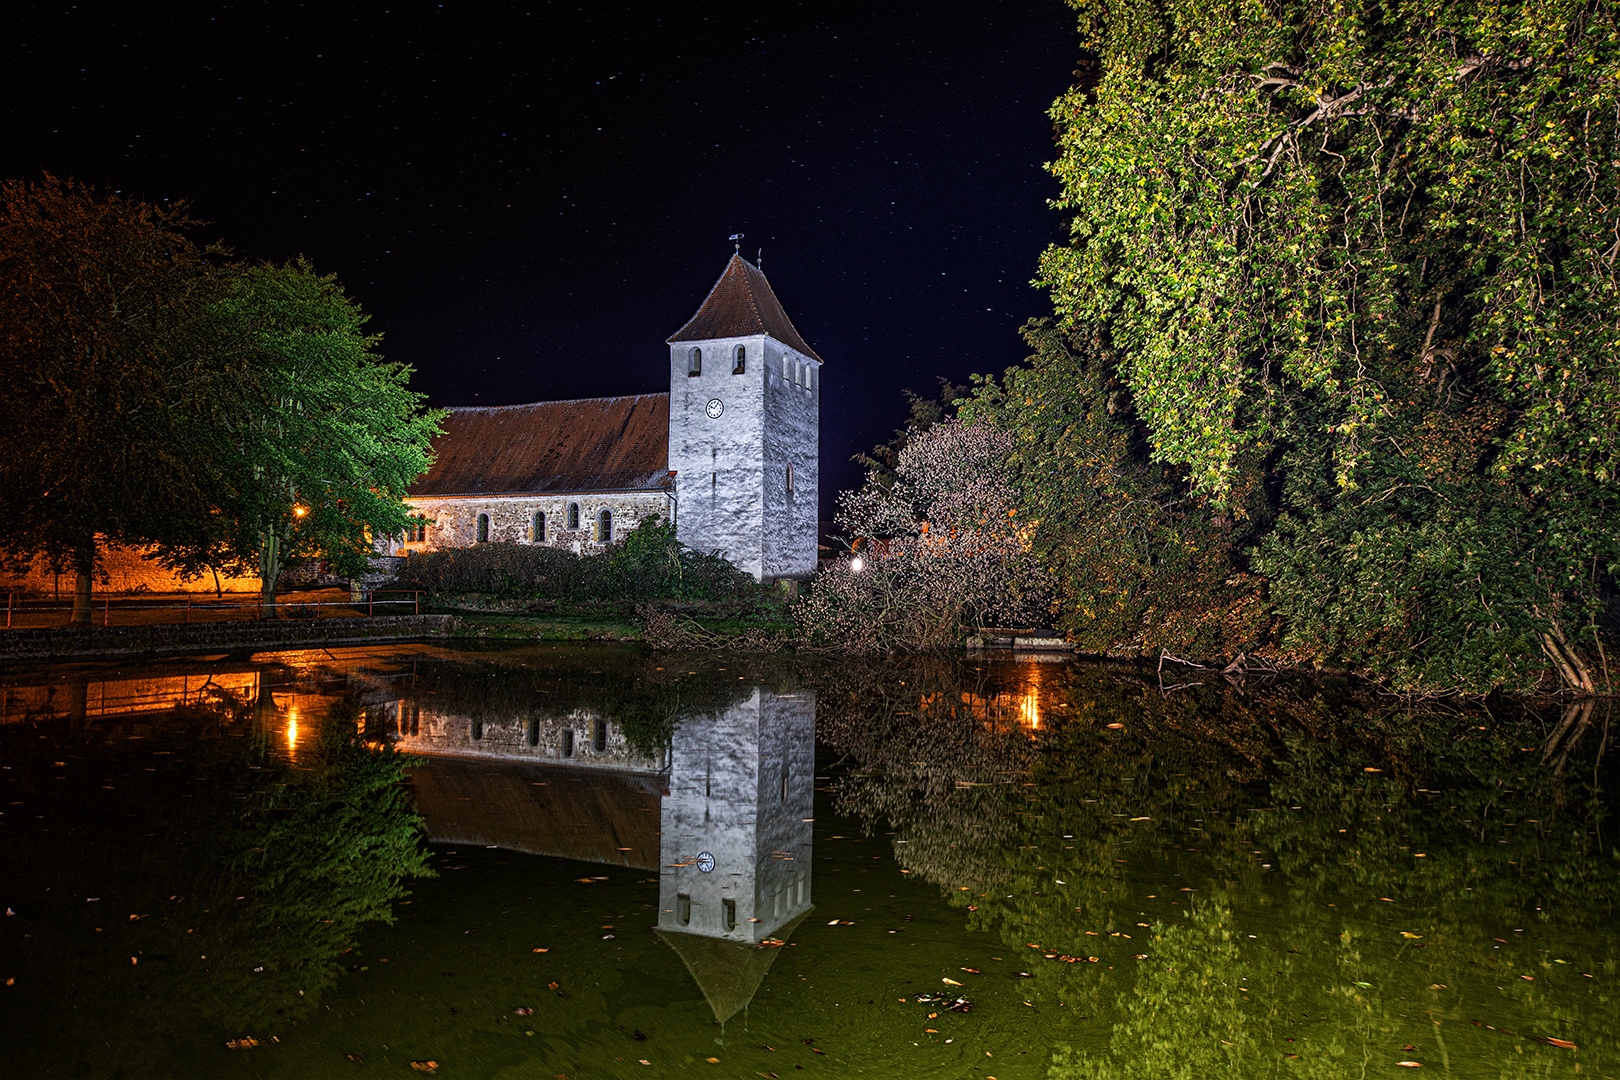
[160,259,443,615]
[0,176,231,625]
[1006,0,1620,691]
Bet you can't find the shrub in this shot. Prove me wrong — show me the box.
[397,515,754,603]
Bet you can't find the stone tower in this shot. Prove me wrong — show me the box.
[667,254,821,581]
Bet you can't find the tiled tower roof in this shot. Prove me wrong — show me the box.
[667,254,822,362]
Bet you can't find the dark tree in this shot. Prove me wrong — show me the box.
[0,175,231,624]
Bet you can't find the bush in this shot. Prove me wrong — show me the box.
[397,515,755,604]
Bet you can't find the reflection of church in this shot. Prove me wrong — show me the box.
[654,685,815,1023]
[399,679,815,1023]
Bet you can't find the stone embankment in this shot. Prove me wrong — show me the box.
[0,614,454,662]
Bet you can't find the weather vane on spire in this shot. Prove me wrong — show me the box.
[730,233,744,252]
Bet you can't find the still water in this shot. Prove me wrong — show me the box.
[1,643,1615,1078]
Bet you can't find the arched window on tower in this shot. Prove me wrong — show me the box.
[568,502,580,530]
[598,508,613,542]
[532,510,546,543]
[688,347,702,376]
[476,513,490,543]
[733,344,746,374]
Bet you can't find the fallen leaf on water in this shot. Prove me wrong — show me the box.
[1428,984,1446,990]
[1133,954,1149,959]
[532,947,549,953]
[1015,971,1034,978]
[923,1028,939,1033]
[639,1061,650,1066]
[1520,975,1535,981]
[757,1073,780,1079]
[1396,1062,1422,1068]
[1105,723,1124,729]
[1400,932,1424,939]
[514,1007,533,1016]
[1532,1037,1577,1049]
[1284,1054,1300,1059]
[548,981,560,991]
[347,1053,364,1062]
[942,977,963,986]
[409,1063,438,1074]
[1022,1001,1034,1007]
[706,1057,720,1063]
[960,967,980,973]
[225,1038,259,1050]
[1364,767,1383,772]
[576,878,595,884]
[827,920,839,925]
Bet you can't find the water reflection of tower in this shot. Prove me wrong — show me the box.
[656,685,815,1024]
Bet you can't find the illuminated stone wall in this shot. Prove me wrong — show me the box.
[397,491,669,556]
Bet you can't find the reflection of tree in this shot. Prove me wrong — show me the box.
[3,700,432,1076]
[816,661,1617,1073]
[812,657,1035,892]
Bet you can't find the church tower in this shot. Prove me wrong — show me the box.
[667,254,821,581]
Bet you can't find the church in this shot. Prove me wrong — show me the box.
[397,253,823,582]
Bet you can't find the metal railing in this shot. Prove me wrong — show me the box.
[4,590,426,629]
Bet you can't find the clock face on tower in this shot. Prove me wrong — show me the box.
[705,398,724,419]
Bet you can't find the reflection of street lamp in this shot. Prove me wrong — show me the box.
[850,556,864,573]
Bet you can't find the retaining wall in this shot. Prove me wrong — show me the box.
[0,614,454,663]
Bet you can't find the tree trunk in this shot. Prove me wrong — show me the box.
[1539,618,1596,695]
[69,537,95,627]
[258,530,282,619]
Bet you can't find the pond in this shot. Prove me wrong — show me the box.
[1,643,1615,1078]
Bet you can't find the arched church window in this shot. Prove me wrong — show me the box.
[733,345,746,374]
[568,503,580,530]
[598,508,613,542]
[532,510,546,543]
[476,513,490,543]
[688,347,702,376]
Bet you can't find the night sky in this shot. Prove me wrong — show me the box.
[5,2,1081,519]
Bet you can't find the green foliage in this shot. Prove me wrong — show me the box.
[159,259,443,610]
[964,323,1270,659]
[399,515,756,604]
[995,0,1620,689]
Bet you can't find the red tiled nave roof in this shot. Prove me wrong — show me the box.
[408,393,671,497]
